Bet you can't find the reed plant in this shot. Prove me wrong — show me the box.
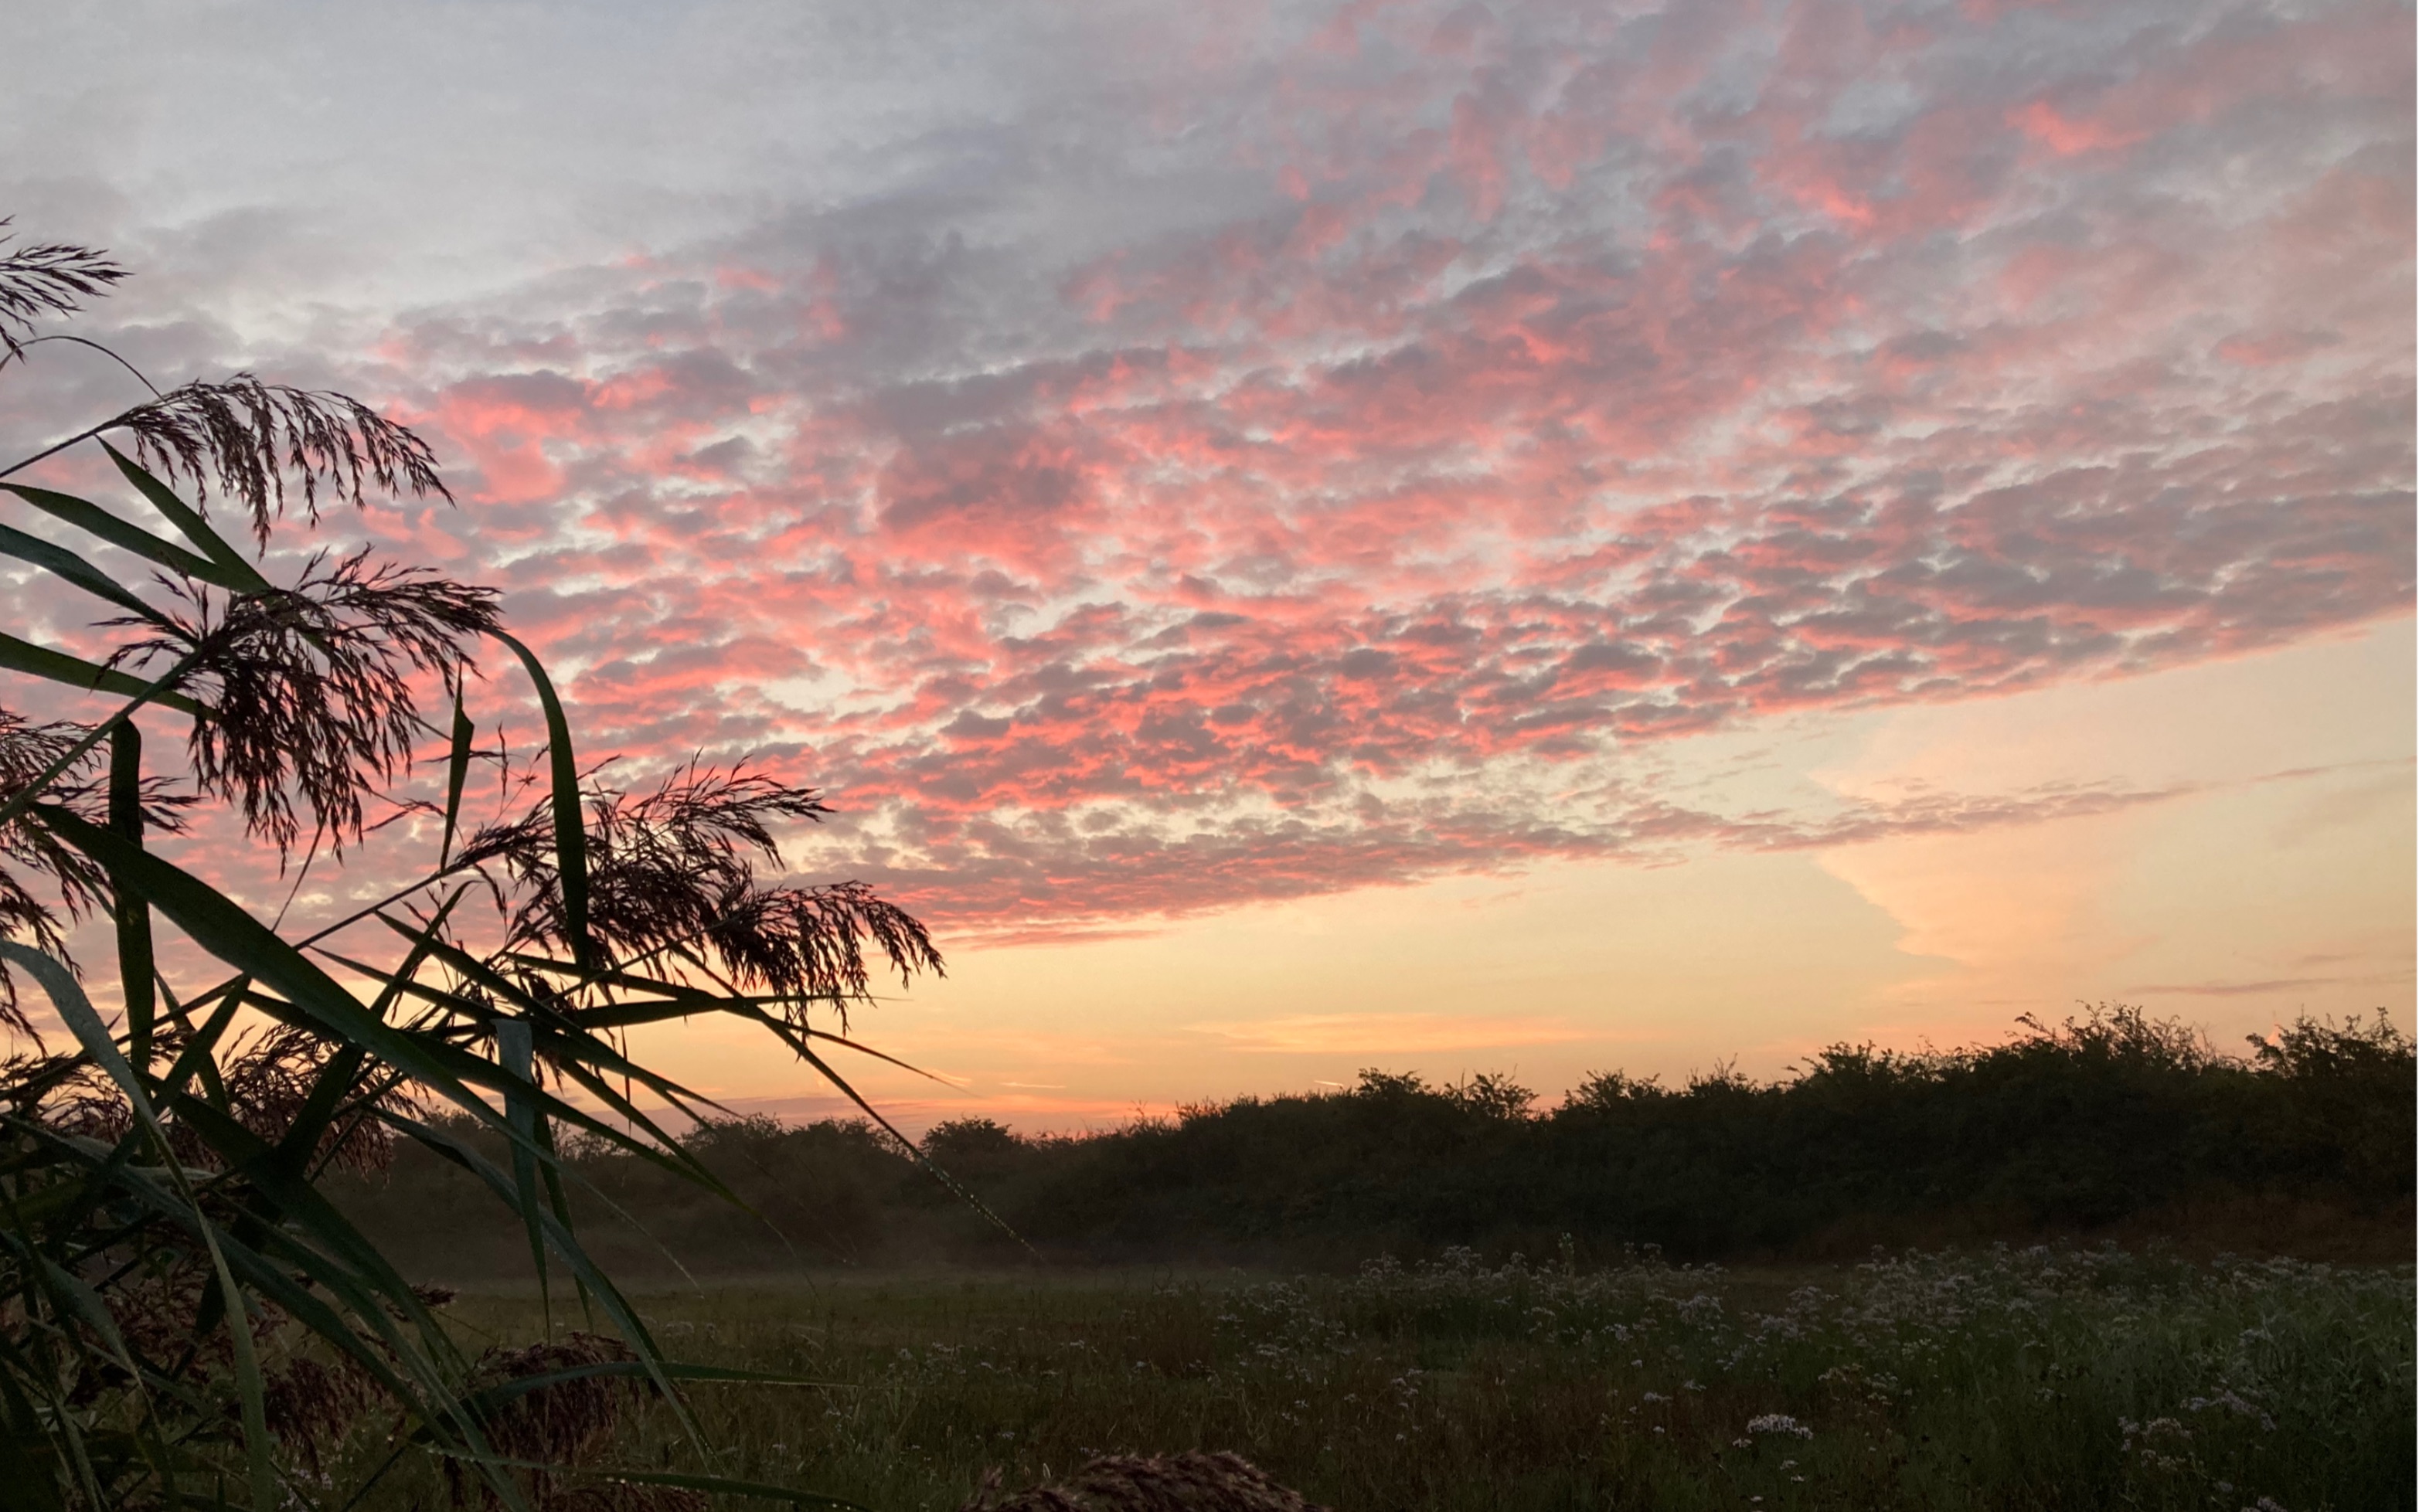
[0,216,943,1508]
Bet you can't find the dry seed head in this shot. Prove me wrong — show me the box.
[107,373,452,544]
[110,550,501,853]
[0,221,128,355]
[961,1452,1330,1512]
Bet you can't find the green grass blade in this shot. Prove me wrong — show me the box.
[270,889,466,1173]
[737,1002,1034,1255]
[268,1045,366,1172]
[0,1235,139,1383]
[440,683,474,868]
[0,520,174,624]
[107,722,156,1065]
[194,1226,277,1510]
[155,976,246,1106]
[0,1339,78,1510]
[0,630,206,714]
[159,1096,481,1409]
[0,1407,66,1512]
[0,943,165,1140]
[100,441,270,590]
[0,482,228,583]
[489,629,593,970]
[495,1018,555,1321]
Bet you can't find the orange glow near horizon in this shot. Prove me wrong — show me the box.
[612,623,2414,1135]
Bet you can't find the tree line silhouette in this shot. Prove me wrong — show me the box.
[340,1006,2414,1276]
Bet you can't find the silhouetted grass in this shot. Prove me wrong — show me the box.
[337,1007,2414,1279]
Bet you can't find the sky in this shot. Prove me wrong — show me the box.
[2,0,2411,1130]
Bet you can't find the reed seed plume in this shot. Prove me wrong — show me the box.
[216,1020,417,1173]
[0,712,189,1028]
[449,1332,704,1512]
[106,372,453,544]
[261,1355,385,1478]
[1,1048,128,1141]
[961,1452,1330,1512]
[461,761,943,1011]
[111,550,501,853]
[0,221,127,358]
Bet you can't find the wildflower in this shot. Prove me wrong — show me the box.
[1745,1414,1814,1439]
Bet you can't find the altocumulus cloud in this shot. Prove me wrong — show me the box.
[12,0,2414,936]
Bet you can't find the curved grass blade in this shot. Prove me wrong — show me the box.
[101,440,269,590]
[440,682,473,868]
[29,1089,524,1508]
[0,647,208,834]
[0,1334,78,1510]
[355,923,740,1174]
[490,629,592,970]
[107,722,156,1065]
[535,967,964,1091]
[158,1097,492,1410]
[32,807,714,1323]
[0,1232,139,1385]
[0,630,206,714]
[495,1018,556,1322]
[734,1001,1035,1257]
[0,520,173,624]
[225,970,734,1199]
[32,803,505,1115]
[0,481,226,584]
[270,888,468,1177]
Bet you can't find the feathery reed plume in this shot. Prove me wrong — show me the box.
[216,1021,417,1173]
[262,1355,386,1479]
[0,221,127,357]
[461,761,943,1013]
[448,1333,705,1512]
[961,1453,1330,1512]
[110,550,501,852]
[102,373,453,543]
[1,1048,128,1141]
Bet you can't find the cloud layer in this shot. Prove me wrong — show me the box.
[15,0,2414,938]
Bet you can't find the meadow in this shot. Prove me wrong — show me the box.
[352,1245,2413,1511]
[304,1007,2417,1507]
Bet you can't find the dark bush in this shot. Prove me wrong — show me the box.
[337,1007,2414,1278]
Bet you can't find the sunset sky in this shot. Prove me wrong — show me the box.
[5,0,2411,1129]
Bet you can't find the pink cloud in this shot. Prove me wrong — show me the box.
[132,0,2401,942]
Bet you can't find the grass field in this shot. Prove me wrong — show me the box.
[355,1245,2411,1511]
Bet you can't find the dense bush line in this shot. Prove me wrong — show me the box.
[339,1007,2415,1276]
